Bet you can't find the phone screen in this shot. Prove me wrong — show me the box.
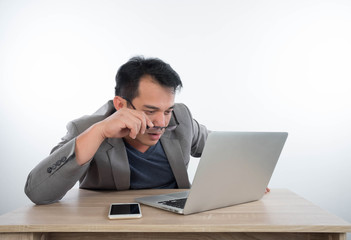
[110,203,140,215]
[108,203,142,219]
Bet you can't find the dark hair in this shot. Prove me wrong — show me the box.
[115,56,183,100]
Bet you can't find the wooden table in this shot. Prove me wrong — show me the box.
[0,189,350,240]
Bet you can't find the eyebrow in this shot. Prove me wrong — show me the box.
[143,105,175,110]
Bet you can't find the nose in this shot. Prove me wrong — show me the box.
[152,112,166,127]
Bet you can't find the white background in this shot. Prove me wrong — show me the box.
[1,0,350,235]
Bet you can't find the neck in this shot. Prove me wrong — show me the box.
[123,137,151,153]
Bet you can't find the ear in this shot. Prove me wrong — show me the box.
[113,96,127,110]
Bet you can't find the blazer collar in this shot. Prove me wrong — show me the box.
[105,107,189,190]
[161,135,190,188]
[107,138,130,190]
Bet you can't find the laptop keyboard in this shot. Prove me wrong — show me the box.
[158,198,187,209]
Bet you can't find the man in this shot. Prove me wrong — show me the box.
[25,56,209,204]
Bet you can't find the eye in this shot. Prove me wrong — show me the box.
[164,110,173,115]
[144,110,155,115]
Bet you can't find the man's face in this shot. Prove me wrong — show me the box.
[124,75,175,152]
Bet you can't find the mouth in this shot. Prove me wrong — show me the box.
[147,132,162,141]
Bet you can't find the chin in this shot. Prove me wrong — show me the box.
[137,135,161,147]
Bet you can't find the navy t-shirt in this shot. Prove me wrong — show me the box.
[124,140,178,189]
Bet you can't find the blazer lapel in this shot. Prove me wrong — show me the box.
[107,138,130,190]
[161,136,190,189]
[105,130,190,189]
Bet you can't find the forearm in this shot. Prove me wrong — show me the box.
[75,122,106,166]
[25,139,89,204]
[25,111,110,204]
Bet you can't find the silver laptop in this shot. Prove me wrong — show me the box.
[135,131,288,215]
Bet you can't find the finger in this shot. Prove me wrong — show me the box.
[129,127,138,139]
[146,117,154,129]
[124,117,142,139]
[112,108,151,138]
[129,111,148,135]
[111,112,140,139]
[138,113,148,135]
[128,110,153,135]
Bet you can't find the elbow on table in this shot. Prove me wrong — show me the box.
[24,179,63,205]
[25,187,62,205]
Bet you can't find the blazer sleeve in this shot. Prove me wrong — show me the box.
[191,117,209,158]
[175,103,210,158]
[24,121,91,205]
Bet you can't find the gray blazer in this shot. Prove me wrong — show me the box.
[25,101,209,204]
